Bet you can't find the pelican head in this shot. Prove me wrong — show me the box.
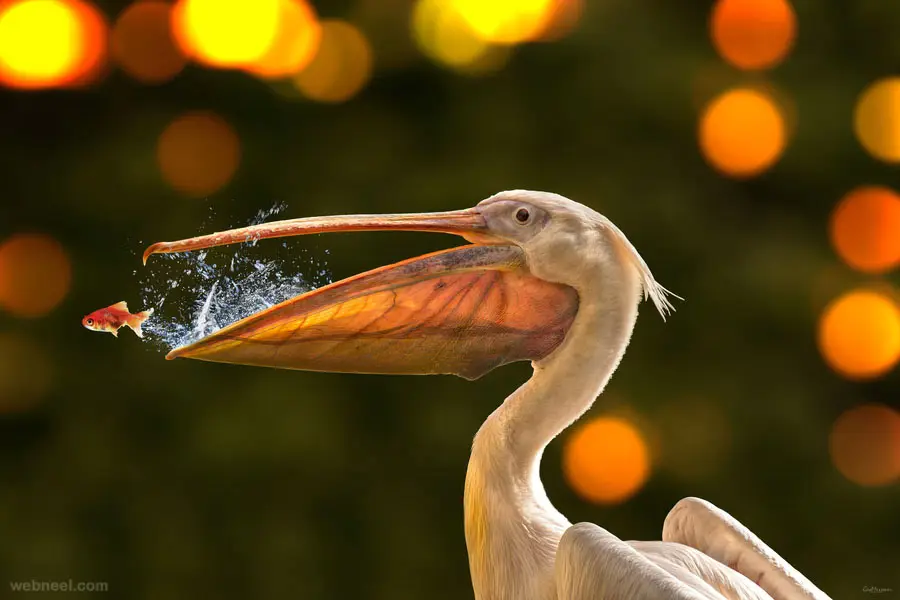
[142,190,674,379]
[474,190,675,317]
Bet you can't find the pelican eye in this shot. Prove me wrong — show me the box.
[514,208,530,224]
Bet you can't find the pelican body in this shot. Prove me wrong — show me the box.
[144,191,831,600]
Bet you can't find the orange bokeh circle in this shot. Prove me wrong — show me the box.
[0,233,72,318]
[562,416,651,504]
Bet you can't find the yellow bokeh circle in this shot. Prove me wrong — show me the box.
[172,0,280,68]
[0,0,106,89]
[453,0,555,45]
[853,77,900,164]
[247,0,320,79]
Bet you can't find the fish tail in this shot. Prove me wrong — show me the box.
[128,308,154,339]
[126,321,144,338]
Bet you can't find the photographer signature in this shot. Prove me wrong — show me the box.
[863,586,893,594]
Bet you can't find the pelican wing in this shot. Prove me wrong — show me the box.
[556,523,720,600]
[630,541,774,600]
[167,244,579,380]
[662,498,832,600]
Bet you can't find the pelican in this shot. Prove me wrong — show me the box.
[144,190,831,600]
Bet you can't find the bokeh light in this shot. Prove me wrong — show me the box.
[829,186,900,274]
[157,111,241,197]
[829,404,900,487]
[111,1,187,84]
[293,20,373,104]
[699,87,787,178]
[247,0,320,79]
[0,333,55,413]
[172,0,280,69]
[562,416,651,505]
[818,289,900,380]
[0,234,72,318]
[533,0,584,42]
[853,77,900,164]
[453,0,555,45]
[710,0,796,71]
[0,0,83,87]
[67,0,106,86]
[413,0,507,74]
[0,0,107,89]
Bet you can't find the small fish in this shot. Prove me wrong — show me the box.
[82,301,154,339]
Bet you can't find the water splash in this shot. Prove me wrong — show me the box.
[137,203,332,352]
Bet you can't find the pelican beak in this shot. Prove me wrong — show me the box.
[143,208,500,264]
[143,207,578,380]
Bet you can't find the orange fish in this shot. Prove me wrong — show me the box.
[82,301,154,339]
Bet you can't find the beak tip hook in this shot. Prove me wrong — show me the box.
[142,242,165,265]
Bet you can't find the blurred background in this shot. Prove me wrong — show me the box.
[0,0,899,597]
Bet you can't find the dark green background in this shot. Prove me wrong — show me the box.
[1,0,898,598]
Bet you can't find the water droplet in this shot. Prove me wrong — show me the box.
[138,203,332,352]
